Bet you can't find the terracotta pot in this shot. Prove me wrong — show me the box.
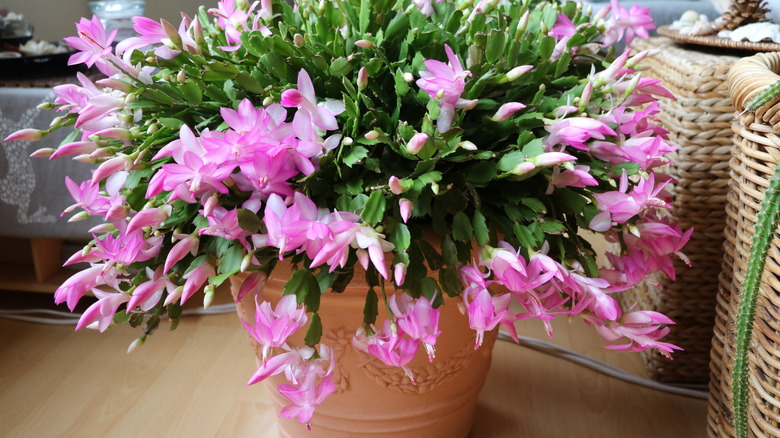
[230,262,497,438]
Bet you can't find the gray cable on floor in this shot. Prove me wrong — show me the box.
[498,332,709,400]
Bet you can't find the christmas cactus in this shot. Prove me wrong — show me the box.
[6,0,690,426]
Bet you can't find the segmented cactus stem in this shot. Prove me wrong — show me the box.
[733,162,780,438]
[746,79,780,112]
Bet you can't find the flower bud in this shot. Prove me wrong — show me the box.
[127,335,147,353]
[203,284,215,308]
[623,73,642,98]
[458,140,478,151]
[161,19,182,49]
[68,211,91,222]
[357,66,368,91]
[343,136,354,146]
[491,102,526,122]
[403,72,414,82]
[177,70,187,84]
[505,65,533,82]
[394,263,407,286]
[294,33,305,47]
[37,101,56,110]
[578,81,593,111]
[399,198,414,223]
[5,128,45,142]
[529,152,577,167]
[406,132,428,154]
[510,161,536,175]
[30,148,55,158]
[515,10,530,36]
[262,96,274,106]
[355,39,374,49]
[430,181,440,195]
[389,176,405,195]
[364,130,380,140]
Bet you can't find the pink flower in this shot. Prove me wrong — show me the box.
[64,16,120,75]
[247,344,336,426]
[549,165,598,190]
[126,207,170,234]
[199,206,252,249]
[549,13,576,60]
[353,225,395,279]
[462,287,511,349]
[281,69,345,131]
[413,0,444,17]
[278,373,336,427]
[602,0,655,47]
[353,321,419,383]
[589,172,670,231]
[491,102,527,122]
[76,290,130,332]
[54,265,106,311]
[180,263,215,304]
[128,267,175,312]
[163,235,199,273]
[584,310,682,358]
[416,44,478,132]
[243,294,308,362]
[388,294,442,361]
[544,117,617,151]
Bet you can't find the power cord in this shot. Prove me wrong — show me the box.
[498,332,709,400]
[0,305,709,400]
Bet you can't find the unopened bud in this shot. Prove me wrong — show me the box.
[262,96,274,106]
[294,33,305,47]
[127,335,147,353]
[430,181,440,195]
[389,176,405,195]
[365,130,380,140]
[30,148,55,158]
[343,136,354,146]
[403,72,414,82]
[458,140,478,151]
[241,252,254,272]
[505,65,533,82]
[37,101,56,110]
[177,70,187,84]
[510,161,536,175]
[357,67,368,91]
[406,132,428,154]
[68,211,91,222]
[355,39,374,49]
[623,73,642,98]
[4,128,45,142]
[203,284,215,308]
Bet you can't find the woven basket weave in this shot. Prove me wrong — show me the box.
[622,37,737,384]
[707,52,780,438]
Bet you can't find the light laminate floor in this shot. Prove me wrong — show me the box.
[0,291,707,437]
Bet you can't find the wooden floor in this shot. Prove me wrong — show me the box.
[0,291,707,438]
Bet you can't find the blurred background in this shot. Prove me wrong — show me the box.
[1,0,205,42]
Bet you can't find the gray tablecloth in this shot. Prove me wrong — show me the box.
[0,86,98,240]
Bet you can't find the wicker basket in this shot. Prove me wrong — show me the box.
[621,37,737,384]
[707,52,780,438]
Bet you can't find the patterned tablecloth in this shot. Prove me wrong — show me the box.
[0,84,99,239]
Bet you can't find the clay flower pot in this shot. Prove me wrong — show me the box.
[230,263,497,438]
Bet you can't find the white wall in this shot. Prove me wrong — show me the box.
[3,0,206,42]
